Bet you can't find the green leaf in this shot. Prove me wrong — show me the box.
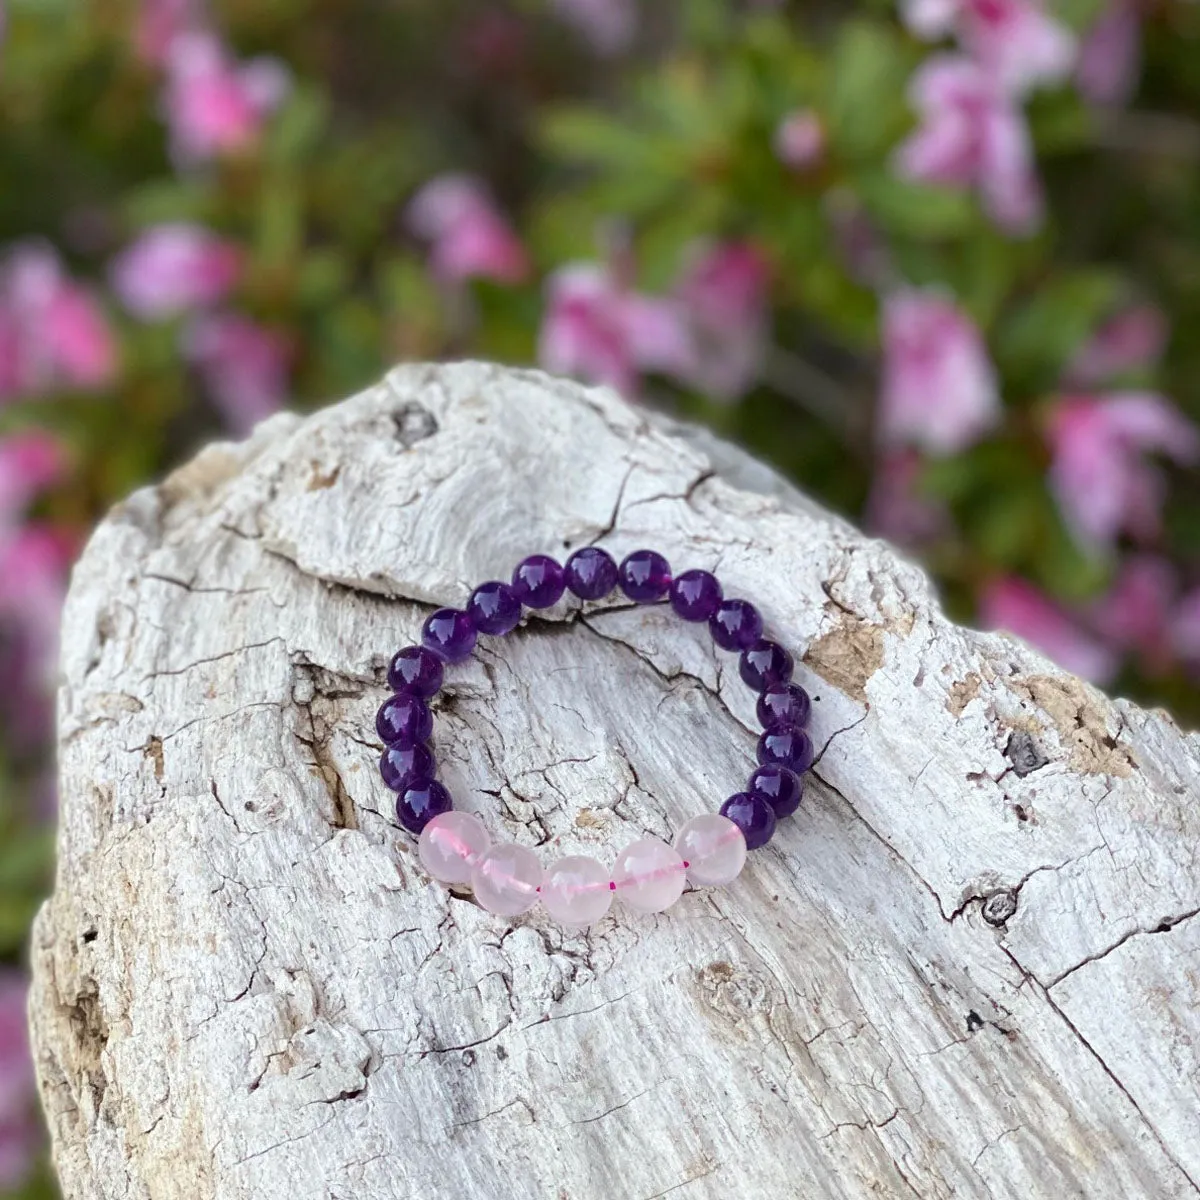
[264,86,330,167]
[857,171,977,239]
[995,271,1123,388]
[826,21,913,161]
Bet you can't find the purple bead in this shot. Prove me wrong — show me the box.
[720,791,777,850]
[468,580,522,636]
[739,639,794,692]
[376,694,433,747]
[756,726,814,773]
[422,608,477,662]
[380,741,436,792]
[748,764,804,819]
[619,549,671,603]
[387,646,443,699]
[757,683,811,731]
[669,569,723,622]
[565,546,619,601]
[709,599,763,651]
[511,554,566,609]
[396,779,453,834]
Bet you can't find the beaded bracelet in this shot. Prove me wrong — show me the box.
[375,548,812,927]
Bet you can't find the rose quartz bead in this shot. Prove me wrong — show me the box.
[472,843,543,917]
[611,838,686,913]
[674,814,746,887]
[418,811,491,886]
[542,855,613,927]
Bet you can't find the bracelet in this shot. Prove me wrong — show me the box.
[375,548,812,927]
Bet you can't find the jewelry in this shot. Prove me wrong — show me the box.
[376,548,812,926]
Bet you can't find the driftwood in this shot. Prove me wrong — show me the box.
[28,362,1200,1199]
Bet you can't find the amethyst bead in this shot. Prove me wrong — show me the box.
[709,599,763,651]
[669,569,723,622]
[756,726,814,774]
[422,607,477,662]
[387,645,443,699]
[757,683,811,731]
[739,639,794,692]
[564,546,619,601]
[512,554,566,609]
[376,694,433,747]
[396,779,453,834]
[748,764,804,819]
[468,580,522,636]
[720,791,777,850]
[619,549,671,603]
[380,741,436,792]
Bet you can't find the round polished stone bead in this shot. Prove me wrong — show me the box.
[619,549,671,604]
[376,694,433,747]
[467,580,522,636]
[387,645,443,699]
[756,726,814,774]
[669,569,723,622]
[379,741,436,792]
[611,838,686,912]
[418,811,491,885]
[472,843,544,916]
[564,546,619,601]
[720,791,777,850]
[709,598,763,651]
[757,683,811,731]
[541,855,613,926]
[747,763,804,818]
[511,554,566,609]
[422,607,477,662]
[739,639,794,692]
[396,779,452,834]
[674,814,746,886]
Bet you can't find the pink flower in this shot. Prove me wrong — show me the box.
[1066,305,1166,386]
[111,223,242,320]
[539,263,694,397]
[0,972,37,1188]
[406,175,529,286]
[1090,554,1176,672]
[0,431,66,523]
[878,287,1000,453]
[896,55,1043,234]
[673,242,770,401]
[0,524,73,746]
[901,0,1076,96]
[864,450,951,548]
[774,110,825,170]
[162,32,290,165]
[184,313,290,434]
[135,0,201,66]
[550,0,636,55]
[0,242,117,399]
[1076,2,1141,107]
[1047,392,1200,549]
[980,576,1117,682]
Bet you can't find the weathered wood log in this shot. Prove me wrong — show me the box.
[29,362,1200,1199]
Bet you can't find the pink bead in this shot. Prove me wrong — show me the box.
[674,814,746,887]
[472,843,543,916]
[418,811,491,886]
[542,855,613,927]
[612,838,686,913]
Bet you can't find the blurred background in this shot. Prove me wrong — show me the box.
[1,0,1199,1189]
